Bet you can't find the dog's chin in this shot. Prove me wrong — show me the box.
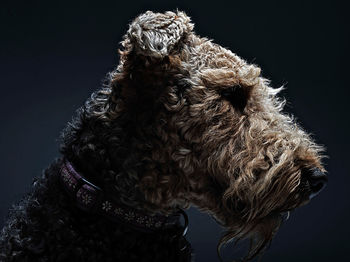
[210,193,311,231]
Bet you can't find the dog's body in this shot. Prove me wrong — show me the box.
[0,10,326,261]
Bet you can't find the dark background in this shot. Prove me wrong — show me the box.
[0,0,348,261]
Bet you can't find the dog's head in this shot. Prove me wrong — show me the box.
[100,10,327,260]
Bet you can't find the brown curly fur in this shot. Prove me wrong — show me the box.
[0,10,326,262]
[107,10,325,260]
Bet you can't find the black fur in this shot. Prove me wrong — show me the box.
[0,87,192,261]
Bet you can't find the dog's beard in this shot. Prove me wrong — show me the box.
[215,190,306,262]
[216,212,284,262]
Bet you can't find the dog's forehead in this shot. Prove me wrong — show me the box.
[127,10,249,75]
[126,11,262,94]
[183,35,252,72]
[183,38,262,90]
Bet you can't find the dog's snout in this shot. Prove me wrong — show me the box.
[308,168,327,199]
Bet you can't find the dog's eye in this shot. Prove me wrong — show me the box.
[220,85,250,112]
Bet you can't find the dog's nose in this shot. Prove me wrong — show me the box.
[308,169,327,199]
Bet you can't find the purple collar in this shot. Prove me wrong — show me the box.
[59,158,188,234]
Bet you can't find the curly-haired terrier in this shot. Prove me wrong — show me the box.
[0,10,327,262]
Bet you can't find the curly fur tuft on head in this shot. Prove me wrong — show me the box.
[125,10,194,58]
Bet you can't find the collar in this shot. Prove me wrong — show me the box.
[59,158,188,235]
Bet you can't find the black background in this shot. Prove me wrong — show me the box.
[0,0,349,261]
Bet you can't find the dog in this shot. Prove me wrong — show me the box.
[0,10,327,262]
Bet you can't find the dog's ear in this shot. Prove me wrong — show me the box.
[199,66,261,112]
[122,10,194,58]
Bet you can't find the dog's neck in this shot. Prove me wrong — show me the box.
[59,158,187,233]
[59,87,185,216]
